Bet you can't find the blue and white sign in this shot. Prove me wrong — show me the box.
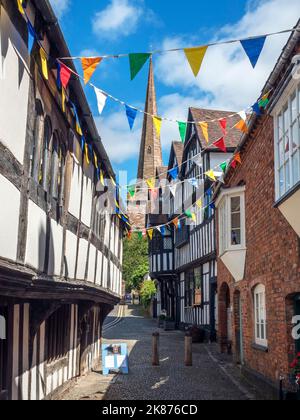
[102,344,129,375]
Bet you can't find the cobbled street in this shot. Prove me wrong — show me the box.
[60,306,262,401]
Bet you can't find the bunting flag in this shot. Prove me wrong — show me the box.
[150,188,159,200]
[169,183,177,197]
[129,53,151,80]
[138,231,143,240]
[127,231,132,240]
[199,122,209,143]
[188,178,199,189]
[219,118,227,135]
[235,119,249,134]
[62,88,66,113]
[185,209,193,219]
[234,152,242,164]
[128,185,136,198]
[76,121,83,136]
[84,143,90,165]
[94,88,107,115]
[94,152,98,169]
[60,63,72,89]
[252,102,262,115]
[40,48,49,80]
[173,218,179,229]
[184,46,208,77]
[147,229,154,240]
[81,57,102,84]
[238,110,247,121]
[220,161,228,173]
[125,105,138,130]
[209,203,216,211]
[153,116,162,138]
[17,0,25,15]
[231,160,237,169]
[205,170,217,182]
[196,199,202,209]
[240,36,266,68]
[100,169,105,186]
[213,137,227,153]
[169,167,179,181]
[146,178,155,190]
[27,21,36,53]
[178,121,187,143]
[110,176,117,187]
[258,96,269,108]
[191,213,197,223]
[192,155,203,167]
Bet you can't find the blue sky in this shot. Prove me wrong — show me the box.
[50,0,299,184]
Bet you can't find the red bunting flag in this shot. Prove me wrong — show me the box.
[231,160,237,169]
[219,118,227,135]
[60,63,72,89]
[213,137,227,153]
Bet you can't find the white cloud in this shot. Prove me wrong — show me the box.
[92,0,143,40]
[95,111,142,164]
[50,0,70,18]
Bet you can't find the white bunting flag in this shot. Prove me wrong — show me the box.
[238,110,247,121]
[192,155,203,167]
[94,87,107,115]
[169,183,177,197]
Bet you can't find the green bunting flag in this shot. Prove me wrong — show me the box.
[129,53,151,80]
[137,231,143,240]
[178,121,188,143]
[128,185,136,198]
[185,209,193,219]
[220,162,228,173]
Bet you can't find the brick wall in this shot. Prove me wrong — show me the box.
[217,113,300,389]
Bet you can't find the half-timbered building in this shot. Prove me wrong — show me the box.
[214,21,300,398]
[0,0,124,400]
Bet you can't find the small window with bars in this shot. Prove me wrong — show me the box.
[46,305,71,363]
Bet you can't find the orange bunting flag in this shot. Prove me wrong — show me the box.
[127,231,132,240]
[184,46,208,77]
[81,57,102,84]
[199,122,209,143]
[235,119,249,134]
[173,218,179,229]
[40,48,48,80]
[146,178,155,190]
[234,152,242,164]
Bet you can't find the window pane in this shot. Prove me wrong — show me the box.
[231,229,241,245]
[278,140,284,167]
[292,122,298,150]
[231,197,240,212]
[279,167,284,196]
[231,213,241,229]
[291,94,297,122]
[283,106,289,132]
[292,153,300,185]
[285,164,290,192]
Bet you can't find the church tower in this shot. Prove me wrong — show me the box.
[128,58,163,230]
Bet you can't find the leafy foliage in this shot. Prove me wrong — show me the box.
[123,234,149,291]
[140,280,157,309]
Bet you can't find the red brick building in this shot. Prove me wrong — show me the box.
[214,23,300,398]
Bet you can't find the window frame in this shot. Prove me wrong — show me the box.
[253,284,268,348]
[273,79,300,201]
[217,186,246,256]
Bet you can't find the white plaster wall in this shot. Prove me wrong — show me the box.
[48,219,63,277]
[0,7,30,163]
[96,251,103,286]
[0,175,20,261]
[65,230,78,280]
[76,239,88,280]
[87,245,97,284]
[25,200,47,272]
[81,175,92,227]
[69,162,82,220]
[102,256,108,288]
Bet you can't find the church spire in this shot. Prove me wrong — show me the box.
[137,58,162,181]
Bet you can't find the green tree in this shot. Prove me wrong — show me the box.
[140,280,157,309]
[123,233,149,291]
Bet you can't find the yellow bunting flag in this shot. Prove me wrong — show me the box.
[76,122,83,136]
[199,122,209,143]
[196,199,202,209]
[100,169,105,186]
[153,116,162,138]
[184,46,208,77]
[40,48,48,80]
[205,170,216,182]
[235,119,249,134]
[146,178,155,190]
[94,152,98,169]
[84,144,90,165]
[115,200,120,209]
[191,213,197,223]
[17,0,25,15]
[110,176,116,187]
[147,229,153,240]
[62,88,66,113]
[81,57,102,84]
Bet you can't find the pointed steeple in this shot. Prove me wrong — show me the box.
[137,58,163,181]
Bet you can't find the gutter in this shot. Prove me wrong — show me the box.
[213,19,300,201]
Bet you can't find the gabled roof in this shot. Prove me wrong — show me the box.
[189,107,242,150]
[167,141,184,171]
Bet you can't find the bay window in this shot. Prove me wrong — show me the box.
[274,82,300,200]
